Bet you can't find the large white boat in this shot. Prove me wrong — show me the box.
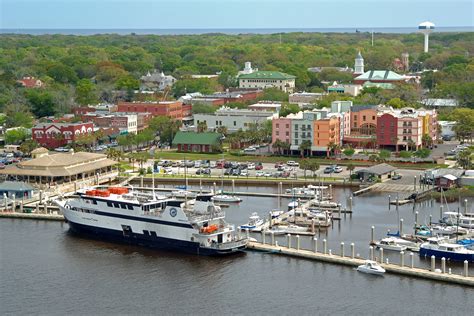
[169,190,197,199]
[55,187,248,255]
[212,194,242,203]
[375,237,408,252]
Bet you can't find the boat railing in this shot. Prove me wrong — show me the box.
[208,238,248,250]
[188,211,226,223]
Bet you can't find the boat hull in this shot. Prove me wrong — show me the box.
[67,220,246,256]
[419,247,474,262]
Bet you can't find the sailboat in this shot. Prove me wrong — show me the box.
[170,156,195,199]
[212,154,241,203]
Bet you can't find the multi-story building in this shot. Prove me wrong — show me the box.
[272,117,292,147]
[193,107,277,133]
[313,115,341,154]
[289,92,326,105]
[290,112,314,153]
[81,113,138,134]
[140,70,176,91]
[32,122,94,149]
[117,101,183,120]
[238,71,296,93]
[377,108,424,151]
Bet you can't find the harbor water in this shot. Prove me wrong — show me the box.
[1,186,473,314]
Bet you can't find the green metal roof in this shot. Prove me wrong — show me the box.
[355,70,405,81]
[363,81,395,89]
[238,71,296,80]
[172,131,221,145]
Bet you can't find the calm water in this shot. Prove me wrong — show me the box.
[1,187,473,315]
[1,27,473,35]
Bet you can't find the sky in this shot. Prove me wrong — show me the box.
[1,0,473,29]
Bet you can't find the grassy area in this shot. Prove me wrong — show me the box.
[431,186,474,199]
[151,150,445,169]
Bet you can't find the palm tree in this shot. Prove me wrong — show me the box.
[197,121,208,133]
[327,142,337,158]
[299,159,310,179]
[346,163,355,182]
[308,161,320,178]
[281,141,291,156]
[299,140,312,158]
[272,139,283,155]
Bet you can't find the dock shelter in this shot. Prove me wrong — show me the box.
[356,163,397,181]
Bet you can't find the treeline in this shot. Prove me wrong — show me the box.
[0,32,473,125]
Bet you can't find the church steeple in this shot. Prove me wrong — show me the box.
[354,51,364,75]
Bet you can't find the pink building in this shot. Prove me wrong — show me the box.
[272,118,292,149]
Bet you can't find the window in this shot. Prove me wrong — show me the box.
[363,115,366,121]
[295,140,299,145]
[294,132,298,138]
[276,131,279,136]
[107,202,113,207]
[143,230,150,235]
[113,203,120,208]
[285,131,289,136]
[127,205,134,210]
[121,204,127,209]
[276,123,279,128]
[372,116,375,120]
[216,120,219,126]
[233,121,236,126]
[150,231,157,237]
[295,124,299,130]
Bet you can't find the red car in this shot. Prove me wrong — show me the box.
[255,163,263,170]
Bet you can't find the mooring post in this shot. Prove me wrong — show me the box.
[246,228,250,239]
[349,196,353,213]
[441,257,446,273]
[287,234,291,249]
[448,268,452,275]
[415,211,418,227]
[329,249,332,256]
[74,182,77,193]
[369,246,374,261]
[440,205,443,220]
[271,231,275,246]
[43,204,47,214]
[340,242,344,258]
[380,248,384,264]
[39,190,43,204]
[314,237,318,253]
[464,260,469,277]
[431,255,436,271]
[464,199,468,215]
[140,176,144,187]
[323,239,327,254]
[371,226,375,244]
[213,182,217,194]
[20,201,24,213]
[232,179,235,194]
[36,203,39,213]
[261,231,265,245]
[413,176,416,191]
[410,252,414,268]
[351,243,355,259]
[429,214,432,226]
[399,219,404,236]
[396,193,399,212]
[400,251,405,267]
[388,194,391,210]
[296,235,300,251]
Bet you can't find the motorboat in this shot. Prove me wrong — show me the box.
[431,224,469,236]
[288,200,299,210]
[169,190,197,199]
[420,236,474,262]
[212,194,242,203]
[239,212,264,231]
[459,217,474,229]
[375,237,408,252]
[356,260,386,275]
[270,210,284,219]
[267,224,309,235]
[285,187,317,199]
[288,207,332,227]
[309,199,341,209]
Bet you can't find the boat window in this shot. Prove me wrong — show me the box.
[92,200,97,205]
[143,230,149,235]
[113,203,120,208]
[107,202,113,207]
[150,231,157,237]
[121,204,127,209]
[127,205,134,210]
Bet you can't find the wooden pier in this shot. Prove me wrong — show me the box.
[247,241,474,287]
[0,211,64,221]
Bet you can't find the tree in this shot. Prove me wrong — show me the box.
[76,79,98,105]
[346,163,355,181]
[299,140,312,158]
[192,103,217,114]
[218,71,237,89]
[197,121,208,133]
[422,134,433,149]
[5,111,34,128]
[299,159,310,178]
[5,128,29,145]
[327,142,339,158]
[216,125,228,136]
[47,63,78,83]
[272,139,284,155]
[279,103,300,117]
[387,98,406,109]
[378,149,391,162]
[342,147,355,157]
[308,160,320,178]
[19,139,39,155]
[451,108,474,142]
[259,88,289,102]
[25,90,56,117]
[456,148,472,169]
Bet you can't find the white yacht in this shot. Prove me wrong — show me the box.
[357,260,386,275]
[420,236,474,262]
[239,212,265,231]
[375,237,408,252]
[55,187,247,255]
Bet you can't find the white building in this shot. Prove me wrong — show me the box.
[247,102,282,113]
[289,92,327,105]
[238,62,258,76]
[140,70,176,91]
[354,51,365,75]
[238,71,296,93]
[193,106,277,133]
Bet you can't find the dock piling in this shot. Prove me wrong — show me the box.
[370,226,375,244]
[287,234,291,249]
[440,205,443,220]
[351,243,355,258]
[140,176,144,187]
[271,232,275,246]
[369,246,374,261]
[415,211,418,227]
[296,235,300,251]
[323,239,327,254]
[388,194,391,210]
[313,238,318,253]
[213,182,217,194]
[465,199,468,215]
[261,231,266,245]
[246,228,250,239]
[429,214,432,226]
[329,249,332,256]
[20,202,23,213]
[400,251,405,267]
[399,219,404,236]
[464,261,469,277]
[441,257,446,273]
[431,255,436,271]
[379,248,384,264]
[340,242,344,258]
[410,252,414,268]
[36,203,39,213]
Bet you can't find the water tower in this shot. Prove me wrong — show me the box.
[418,21,435,53]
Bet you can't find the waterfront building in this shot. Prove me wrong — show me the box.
[238,71,296,93]
[0,181,35,199]
[193,106,277,133]
[32,122,94,149]
[172,131,222,153]
[313,115,341,154]
[289,112,313,153]
[0,151,117,187]
[117,101,183,120]
[377,108,424,151]
[140,70,176,91]
[356,163,397,181]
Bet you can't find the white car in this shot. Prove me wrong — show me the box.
[247,163,255,170]
[163,167,173,175]
[264,172,272,177]
[287,161,299,167]
[244,147,257,152]
[255,171,264,177]
[240,170,249,177]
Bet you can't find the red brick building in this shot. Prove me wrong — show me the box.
[376,113,398,149]
[117,101,183,120]
[32,123,94,149]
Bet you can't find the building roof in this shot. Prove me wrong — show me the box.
[31,147,49,154]
[442,174,458,181]
[355,70,405,81]
[0,181,34,191]
[363,81,395,89]
[357,163,396,175]
[238,71,296,80]
[172,132,222,146]
[421,98,458,107]
[0,152,117,177]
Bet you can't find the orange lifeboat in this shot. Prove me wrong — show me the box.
[200,224,218,234]
[108,187,129,195]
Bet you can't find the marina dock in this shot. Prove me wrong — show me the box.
[247,241,474,287]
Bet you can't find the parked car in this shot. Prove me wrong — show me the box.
[274,162,284,168]
[231,168,241,176]
[255,162,263,170]
[240,170,249,177]
[324,166,335,174]
[224,168,232,175]
[247,163,255,170]
[333,166,343,173]
[209,161,217,168]
[0,163,5,169]
[264,172,272,177]
[163,167,173,175]
[224,162,232,169]
[286,161,299,167]
[185,160,195,167]
[194,161,201,168]
[54,147,69,152]
[392,173,402,180]
[255,171,264,177]
[201,160,210,168]
[244,147,257,152]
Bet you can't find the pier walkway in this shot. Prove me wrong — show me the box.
[247,241,474,287]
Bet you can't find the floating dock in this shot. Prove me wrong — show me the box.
[0,211,64,221]
[247,240,473,287]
